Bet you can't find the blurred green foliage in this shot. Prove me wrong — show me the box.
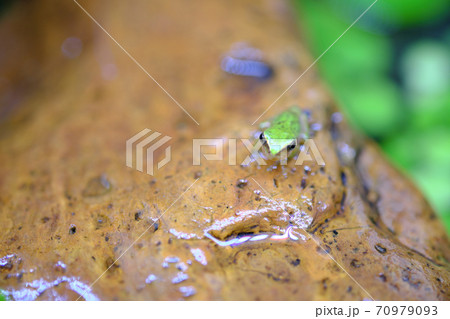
[295,0,450,234]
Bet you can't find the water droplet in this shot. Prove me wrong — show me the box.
[172,272,188,284]
[331,112,343,123]
[179,286,196,298]
[61,37,83,59]
[221,43,273,79]
[82,175,111,197]
[145,274,157,284]
[191,248,208,266]
[101,63,118,80]
[164,256,180,263]
[54,261,67,272]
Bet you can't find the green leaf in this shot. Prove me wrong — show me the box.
[332,75,404,138]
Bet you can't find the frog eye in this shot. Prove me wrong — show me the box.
[259,132,269,147]
[287,142,296,151]
[259,132,265,141]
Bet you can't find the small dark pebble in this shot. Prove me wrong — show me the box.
[69,224,77,235]
[273,178,278,188]
[300,178,306,189]
[291,258,301,267]
[236,179,248,188]
[374,244,387,254]
[0,261,13,271]
[350,259,363,268]
[321,278,328,290]
[105,257,119,269]
[135,210,143,221]
[340,171,347,187]
[194,171,202,179]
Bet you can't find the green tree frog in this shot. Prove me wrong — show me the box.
[259,106,309,161]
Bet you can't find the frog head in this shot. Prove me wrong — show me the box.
[260,129,297,157]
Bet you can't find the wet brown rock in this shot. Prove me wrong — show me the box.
[0,0,448,301]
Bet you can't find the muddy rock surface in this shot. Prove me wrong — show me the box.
[0,0,449,300]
